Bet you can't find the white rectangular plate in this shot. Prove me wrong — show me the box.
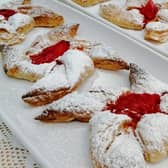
[62,0,168,57]
[0,0,168,168]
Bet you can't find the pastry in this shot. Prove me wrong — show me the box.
[35,86,120,122]
[17,5,64,27]
[100,4,144,30]
[145,21,168,42]
[129,63,168,93]
[136,113,168,162]
[25,23,79,56]
[0,0,31,9]
[0,13,34,45]
[157,8,168,22]
[90,112,146,168]
[22,49,94,106]
[2,46,56,82]
[126,0,146,10]
[70,40,129,70]
[2,24,79,81]
[35,91,105,122]
[72,0,108,7]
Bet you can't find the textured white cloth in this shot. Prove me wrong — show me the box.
[0,119,40,168]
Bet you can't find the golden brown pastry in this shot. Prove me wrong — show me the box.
[2,24,79,81]
[72,0,108,7]
[17,5,64,27]
[70,40,129,71]
[0,13,34,45]
[145,21,168,43]
[25,23,79,56]
[100,3,144,30]
[22,49,94,106]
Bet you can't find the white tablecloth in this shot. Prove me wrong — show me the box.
[0,119,40,168]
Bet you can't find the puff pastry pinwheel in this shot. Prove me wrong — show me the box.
[22,49,94,106]
[2,24,79,81]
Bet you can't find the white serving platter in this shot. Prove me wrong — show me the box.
[0,0,168,168]
[62,0,168,58]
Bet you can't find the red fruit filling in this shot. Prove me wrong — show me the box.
[30,40,70,65]
[0,9,17,20]
[105,92,161,128]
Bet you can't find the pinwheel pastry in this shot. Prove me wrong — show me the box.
[2,24,79,81]
[0,0,31,9]
[90,63,168,167]
[145,21,168,42]
[0,12,34,45]
[100,4,144,30]
[17,5,64,27]
[22,49,94,106]
[72,0,108,7]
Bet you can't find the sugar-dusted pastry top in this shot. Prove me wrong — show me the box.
[46,91,105,114]
[25,24,79,56]
[100,4,144,27]
[126,0,146,9]
[157,9,168,22]
[60,49,94,85]
[90,44,119,60]
[7,13,33,30]
[90,112,145,168]
[29,49,94,91]
[129,63,168,94]
[136,113,168,154]
[2,46,56,79]
[0,13,33,32]
[146,21,168,31]
[17,5,59,18]
[160,93,168,112]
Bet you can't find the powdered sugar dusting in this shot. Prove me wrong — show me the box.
[105,133,145,168]
[90,44,120,60]
[31,65,69,91]
[129,63,168,94]
[47,91,104,114]
[0,0,24,9]
[160,93,168,113]
[146,21,168,31]
[89,86,129,103]
[157,9,168,23]
[136,113,168,153]
[2,46,56,79]
[60,49,94,86]
[100,4,144,27]
[126,0,145,9]
[8,13,33,31]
